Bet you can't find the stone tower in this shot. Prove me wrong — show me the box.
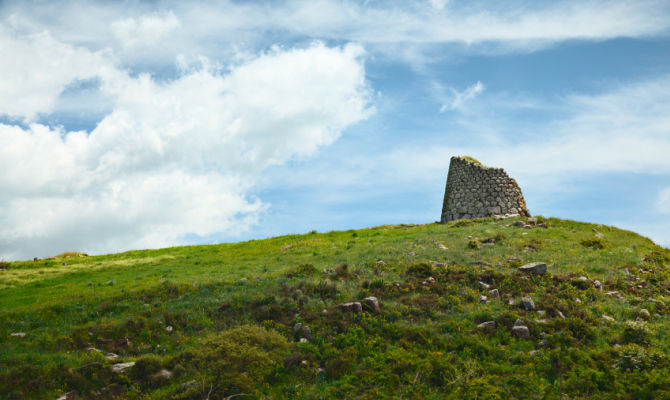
[440,156,529,223]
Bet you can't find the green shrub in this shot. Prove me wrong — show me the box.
[580,238,607,249]
[405,263,433,279]
[467,240,480,249]
[622,320,651,345]
[614,344,664,371]
[175,325,291,399]
[283,263,318,278]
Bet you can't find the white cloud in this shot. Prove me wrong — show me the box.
[439,81,485,112]
[0,39,372,260]
[111,11,181,49]
[0,27,117,121]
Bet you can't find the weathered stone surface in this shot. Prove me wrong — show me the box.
[512,325,531,339]
[10,332,26,338]
[440,156,529,223]
[362,296,381,312]
[518,262,547,276]
[489,289,500,298]
[477,321,496,329]
[521,297,535,311]
[111,362,135,373]
[337,302,363,313]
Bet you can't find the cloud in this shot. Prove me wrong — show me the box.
[0,40,372,260]
[111,11,181,49]
[438,81,485,112]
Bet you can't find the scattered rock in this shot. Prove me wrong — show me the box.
[489,289,500,298]
[115,337,132,349]
[299,338,309,343]
[536,310,546,316]
[576,276,589,282]
[105,353,118,360]
[165,325,173,333]
[280,244,293,251]
[557,311,566,319]
[437,243,448,250]
[479,281,490,290]
[337,302,363,313]
[523,224,533,229]
[10,332,26,338]
[574,298,582,304]
[638,309,651,320]
[477,321,496,330]
[86,347,102,353]
[513,221,525,227]
[606,291,624,300]
[407,251,416,256]
[507,257,520,263]
[529,350,541,357]
[363,296,381,312]
[512,325,531,339]
[602,315,615,322]
[527,218,537,226]
[152,369,173,380]
[518,262,547,276]
[479,295,488,303]
[594,280,602,290]
[429,261,446,267]
[376,260,387,266]
[508,298,516,306]
[592,228,604,238]
[56,391,79,400]
[523,246,537,252]
[537,223,548,228]
[111,362,135,373]
[514,319,525,327]
[521,297,535,311]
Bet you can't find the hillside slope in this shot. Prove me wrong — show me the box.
[1,216,669,399]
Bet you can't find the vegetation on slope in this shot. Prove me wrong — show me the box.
[1,217,669,399]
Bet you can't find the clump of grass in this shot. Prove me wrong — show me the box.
[643,250,670,265]
[54,251,88,258]
[622,320,651,346]
[405,262,433,279]
[580,238,607,249]
[283,263,318,278]
[448,219,474,228]
[333,262,350,279]
[458,155,484,166]
[468,240,480,249]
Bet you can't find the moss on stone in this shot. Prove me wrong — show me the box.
[458,155,484,167]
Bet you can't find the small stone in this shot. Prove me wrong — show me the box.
[105,353,119,360]
[574,298,582,304]
[56,391,79,400]
[512,325,530,339]
[527,218,537,226]
[521,297,535,311]
[592,228,604,238]
[529,350,541,357]
[557,311,566,319]
[363,296,381,312]
[508,298,516,306]
[479,281,490,290]
[479,295,488,303]
[638,309,651,320]
[10,332,26,338]
[477,321,497,329]
[299,338,309,343]
[537,223,547,228]
[437,243,448,250]
[514,319,525,327]
[293,322,303,334]
[111,362,135,373]
[407,251,416,256]
[165,325,173,333]
[518,262,547,276]
[300,359,309,367]
[602,315,615,322]
[594,280,602,290]
[152,369,173,380]
[576,276,589,282]
[376,260,387,266]
[513,221,524,227]
[426,276,435,283]
[536,310,546,316]
[489,289,500,298]
[523,224,533,229]
[337,302,363,313]
[86,347,102,353]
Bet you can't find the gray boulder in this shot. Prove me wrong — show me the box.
[518,262,547,276]
[512,325,530,339]
[521,297,535,311]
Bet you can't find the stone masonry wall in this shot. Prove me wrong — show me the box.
[440,156,529,223]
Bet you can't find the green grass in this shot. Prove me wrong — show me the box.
[1,216,669,399]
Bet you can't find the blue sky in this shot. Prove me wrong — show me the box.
[1,0,669,260]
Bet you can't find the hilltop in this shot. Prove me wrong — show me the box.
[1,216,669,399]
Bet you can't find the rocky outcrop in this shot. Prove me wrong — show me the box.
[441,156,529,222]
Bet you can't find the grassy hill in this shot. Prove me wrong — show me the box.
[1,216,669,399]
